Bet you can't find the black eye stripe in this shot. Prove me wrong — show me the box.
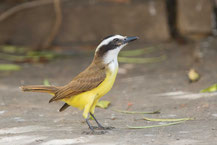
[113,38,119,41]
[97,42,117,57]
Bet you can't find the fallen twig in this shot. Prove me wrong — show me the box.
[127,121,186,129]
[112,109,160,114]
[143,117,194,122]
[0,0,56,22]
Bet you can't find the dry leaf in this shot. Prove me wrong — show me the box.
[200,84,217,93]
[188,69,200,82]
[96,100,111,109]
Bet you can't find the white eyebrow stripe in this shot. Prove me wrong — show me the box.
[95,35,125,52]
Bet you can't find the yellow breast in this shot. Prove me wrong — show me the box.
[62,67,118,110]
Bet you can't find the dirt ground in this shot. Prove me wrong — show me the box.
[0,37,217,145]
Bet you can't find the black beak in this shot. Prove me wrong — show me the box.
[124,36,139,44]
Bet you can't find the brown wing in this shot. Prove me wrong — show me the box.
[49,61,106,102]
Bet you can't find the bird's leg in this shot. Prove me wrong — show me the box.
[90,113,114,130]
[90,113,104,129]
[85,118,94,131]
[82,115,107,135]
[83,98,95,131]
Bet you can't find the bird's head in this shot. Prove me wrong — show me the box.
[95,34,138,64]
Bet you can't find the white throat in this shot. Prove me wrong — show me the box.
[106,56,118,72]
[102,44,126,72]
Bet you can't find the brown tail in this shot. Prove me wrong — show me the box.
[20,85,59,94]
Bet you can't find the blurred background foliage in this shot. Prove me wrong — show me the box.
[0,0,216,67]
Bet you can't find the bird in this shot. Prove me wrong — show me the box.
[21,34,138,132]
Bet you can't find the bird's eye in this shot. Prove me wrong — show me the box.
[113,38,119,42]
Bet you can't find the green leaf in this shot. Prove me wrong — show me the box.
[200,84,217,93]
[119,47,154,57]
[96,100,111,109]
[0,64,21,71]
[143,117,194,122]
[90,116,94,120]
[0,45,27,54]
[0,53,27,62]
[113,109,160,114]
[118,55,166,64]
[43,79,51,86]
[27,51,56,60]
[127,121,186,129]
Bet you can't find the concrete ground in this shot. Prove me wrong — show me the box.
[0,37,217,145]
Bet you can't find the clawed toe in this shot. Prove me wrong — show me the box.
[103,126,115,130]
[82,130,108,135]
[92,126,115,130]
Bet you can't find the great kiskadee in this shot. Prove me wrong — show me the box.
[21,35,138,131]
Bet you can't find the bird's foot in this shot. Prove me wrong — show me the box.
[92,126,115,130]
[82,130,108,135]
